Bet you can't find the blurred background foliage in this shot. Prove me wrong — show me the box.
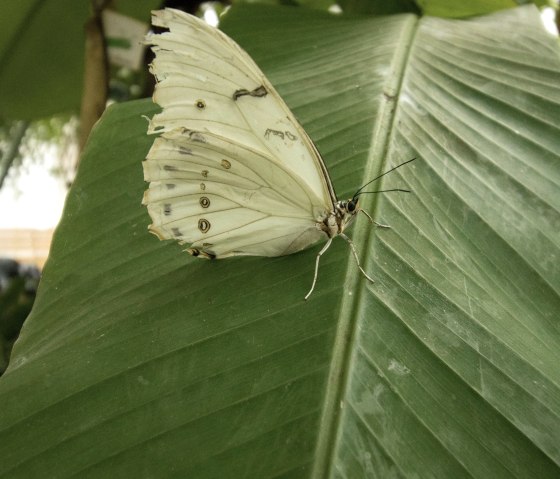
[0,259,39,375]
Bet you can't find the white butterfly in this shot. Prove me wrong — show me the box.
[142,9,410,299]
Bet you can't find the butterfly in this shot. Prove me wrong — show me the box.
[142,9,413,299]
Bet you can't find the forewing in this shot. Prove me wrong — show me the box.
[147,8,336,209]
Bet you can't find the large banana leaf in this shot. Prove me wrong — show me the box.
[1,5,559,478]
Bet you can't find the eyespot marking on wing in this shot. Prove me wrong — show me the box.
[200,183,206,190]
[195,99,206,109]
[221,159,231,169]
[198,218,211,233]
[200,197,210,208]
[233,85,267,100]
[201,170,209,178]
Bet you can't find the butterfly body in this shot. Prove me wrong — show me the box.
[143,9,376,297]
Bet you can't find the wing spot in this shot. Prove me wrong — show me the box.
[200,182,206,191]
[233,85,268,100]
[221,159,231,169]
[163,204,172,215]
[179,146,192,155]
[171,227,182,237]
[264,129,297,141]
[195,99,206,109]
[198,218,211,233]
[200,197,210,208]
[201,170,209,178]
[164,165,178,171]
[265,129,284,140]
[181,128,206,143]
[165,183,176,189]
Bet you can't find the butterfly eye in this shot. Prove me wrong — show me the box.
[347,200,356,212]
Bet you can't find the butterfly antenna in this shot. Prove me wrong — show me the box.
[356,188,411,195]
[353,157,416,200]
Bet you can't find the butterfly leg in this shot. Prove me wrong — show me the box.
[340,233,375,283]
[360,209,390,228]
[305,238,333,301]
[374,221,390,228]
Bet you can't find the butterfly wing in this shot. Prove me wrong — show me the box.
[143,129,326,257]
[143,9,335,258]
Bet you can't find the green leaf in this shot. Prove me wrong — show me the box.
[1,4,559,478]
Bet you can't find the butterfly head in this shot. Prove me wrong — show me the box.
[335,198,360,232]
